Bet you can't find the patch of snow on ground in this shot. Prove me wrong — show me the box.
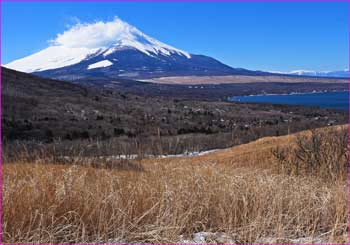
[178,232,236,244]
[61,149,220,163]
[104,149,220,160]
[178,232,327,244]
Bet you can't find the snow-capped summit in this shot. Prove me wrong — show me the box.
[5,17,262,79]
[5,18,190,73]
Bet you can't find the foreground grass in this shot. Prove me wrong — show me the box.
[3,126,348,244]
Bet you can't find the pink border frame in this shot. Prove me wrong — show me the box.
[1,0,3,244]
[0,1,349,245]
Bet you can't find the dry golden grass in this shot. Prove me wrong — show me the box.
[3,125,349,244]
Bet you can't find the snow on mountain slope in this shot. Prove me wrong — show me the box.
[5,17,190,73]
[87,60,113,70]
[5,46,101,73]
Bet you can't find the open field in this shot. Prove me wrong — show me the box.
[142,75,348,85]
[3,125,348,244]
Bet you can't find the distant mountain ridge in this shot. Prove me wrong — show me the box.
[271,69,350,78]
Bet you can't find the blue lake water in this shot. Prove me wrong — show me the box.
[229,91,349,110]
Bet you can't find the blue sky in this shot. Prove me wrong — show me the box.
[2,1,349,72]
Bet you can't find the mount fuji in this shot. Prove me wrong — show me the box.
[5,18,265,80]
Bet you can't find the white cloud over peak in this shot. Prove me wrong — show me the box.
[50,17,190,58]
[51,17,139,48]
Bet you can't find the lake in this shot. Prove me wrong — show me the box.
[229,91,349,110]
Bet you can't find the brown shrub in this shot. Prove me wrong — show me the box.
[272,127,348,181]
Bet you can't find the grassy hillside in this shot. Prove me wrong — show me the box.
[3,125,348,244]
